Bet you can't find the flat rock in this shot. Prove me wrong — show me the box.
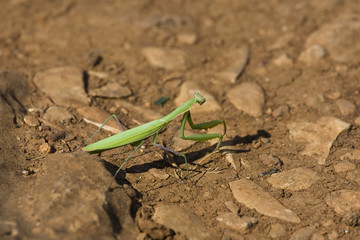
[152,205,219,240]
[340,148,360,161]
[88,81,132,98]
[33,66,89,107]
[77,106,122,134]
[216,212,257,234]
[335,99,356,116]
[148,168,169,180]
[346,170,360,185]
[115,100,163,123]
[174,81,221,114]
[287,117,350,165]
[304,19,360,63]
[227,82,265,117]
[289,226,317,240]
[229,179,300,223]
[259,154,282,167]
[30,153,137,239]
[224,201,240,214]
[334,161,356,173]
[267,167,320,191]
[298,45,327,64]
[269,223,287,239]
[142,47,187,71]
[325,190,360,215]
[44,106,74,122]
[216,46,249,83]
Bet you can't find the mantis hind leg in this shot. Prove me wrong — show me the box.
[84,114,125,146]
[180,111,226,149]
[152,132,190,177]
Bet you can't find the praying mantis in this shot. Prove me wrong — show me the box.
[82,92,226,185]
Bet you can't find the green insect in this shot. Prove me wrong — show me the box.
[82,92,226,185]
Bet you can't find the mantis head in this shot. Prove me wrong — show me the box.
[194,92,206,105]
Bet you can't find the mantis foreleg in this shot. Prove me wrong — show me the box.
[180,111,226,149]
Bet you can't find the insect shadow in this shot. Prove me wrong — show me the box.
[102,129,270,180]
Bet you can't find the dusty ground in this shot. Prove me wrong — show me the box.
[1,0,360,239]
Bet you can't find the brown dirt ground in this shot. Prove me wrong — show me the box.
[1,0,360,239]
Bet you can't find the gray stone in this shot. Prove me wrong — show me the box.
[33,67,89,107]
[152,205,219,240]
[229,179,300,223]
[267,167,320,191]
[287,117,350,164]
[142,47,187,71]
[227,82,265,117]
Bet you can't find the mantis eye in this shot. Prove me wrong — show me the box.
[194,92,206,105]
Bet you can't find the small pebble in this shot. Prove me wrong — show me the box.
[259,154,282,167]
[39,142,51,154]
[224,201,240,214]
[336,99,356,116]
[326,91,341,100]
[272,105,289,118]
[252,140,261,149]
[298,45,326,64]
[273,54,293,67]
[177,33,197,45]
[354,116,360,126]
[24,115,40,127]
[148,168,169,180]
